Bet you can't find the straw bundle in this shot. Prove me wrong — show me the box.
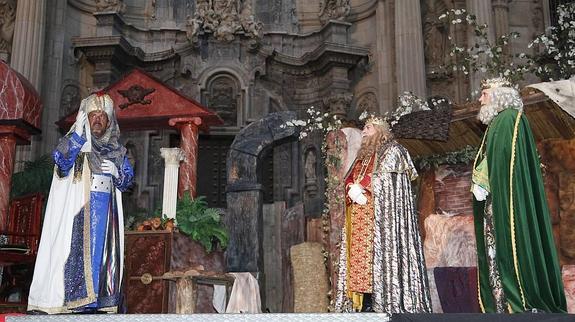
[290,242,329,312]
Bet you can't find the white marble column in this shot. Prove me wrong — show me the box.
[10,0,46,91]
[161,147,184,220]
[394,0,427,98]
[466,0,494,92]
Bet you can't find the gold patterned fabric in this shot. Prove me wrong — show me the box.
[348,202,375,293]
[335,140,432,313]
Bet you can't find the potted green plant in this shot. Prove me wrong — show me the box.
[10,154,53,199]
[175,194,228,253]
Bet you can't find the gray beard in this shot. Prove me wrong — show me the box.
[477,103,499,125]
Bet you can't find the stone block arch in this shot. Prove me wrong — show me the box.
[225,111,297,272]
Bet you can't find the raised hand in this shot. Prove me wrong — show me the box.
[101,160,119,178]
[74,111,87,137]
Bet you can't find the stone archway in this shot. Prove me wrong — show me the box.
[225,111,297,273]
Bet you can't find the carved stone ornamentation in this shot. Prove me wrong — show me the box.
[60,84,81,117]
[205,76,238,126]
[117,85,156,109]
[186,0,262,44]
[356,92,378,115]
[0,0,16,57]
[304,148,318,199]
[323,93,353,119]
[95,0,126,14]
[318,0,350,25]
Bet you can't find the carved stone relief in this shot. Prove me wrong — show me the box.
[0,0,16,58]
[304,148,318,199]
[356,92,378,115]
[186,0,262,43]
[205,75,239,127]
[60,84,81,117]
[95,0,126,14]
[117,85,156,109]
[318,0,350,25]
[323,93,353,119]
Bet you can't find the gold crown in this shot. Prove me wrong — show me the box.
[481,77,512,90]
[365,116,387,126]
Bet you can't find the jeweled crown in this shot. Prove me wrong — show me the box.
[481,77,512,90]
[365,116,387,126]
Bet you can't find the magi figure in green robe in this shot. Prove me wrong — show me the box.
[472,77,566,313]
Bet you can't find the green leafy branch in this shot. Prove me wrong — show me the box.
[414,145,478,171]
[175,194,228,253]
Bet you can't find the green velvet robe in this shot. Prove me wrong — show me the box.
[473,108,566,313]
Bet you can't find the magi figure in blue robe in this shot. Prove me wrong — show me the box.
[28,93,133,314]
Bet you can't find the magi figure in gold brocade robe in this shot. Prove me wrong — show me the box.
[334,117,431,313]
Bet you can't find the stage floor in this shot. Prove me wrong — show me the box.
[5,313,575,322]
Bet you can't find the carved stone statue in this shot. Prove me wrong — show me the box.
[213,0,241,42]
[0,0,16,58]
[60,85,81,117]
[185,0,263,43]
[318,0,351,25]
[95,0,126,14]
[304,148,318,199]
[304,149,317,182]
[357,92,378,115]
[239,1,262,39]
[423,0,449,70]
[323,93,353,119]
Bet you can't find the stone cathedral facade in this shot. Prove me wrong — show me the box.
[0,0,555,225]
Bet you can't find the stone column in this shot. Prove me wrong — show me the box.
[376,0,394,114]
[0,0,16,62]
[10,0,46,91]
[492,0,510,39]
[0,132,17,230]
[466,0,494,92]
[395,0,427,98]
[161,147,184,219]
[38,0,67,156]
[492,0,510,61]
[10,0,46,169]
[169,117,202,200]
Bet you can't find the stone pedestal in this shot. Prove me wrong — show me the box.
[160,147,184,219]
[169,117,201,200]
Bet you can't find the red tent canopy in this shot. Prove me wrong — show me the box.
[0,60,42,143]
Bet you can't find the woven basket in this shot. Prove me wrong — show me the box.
[291,242,329,312]
[392,103,452,141]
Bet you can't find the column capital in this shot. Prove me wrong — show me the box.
[0,125,31,144]
[168,117,203,129]
[160,147,185,165]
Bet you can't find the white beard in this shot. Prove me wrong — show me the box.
[477,103,499,125]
